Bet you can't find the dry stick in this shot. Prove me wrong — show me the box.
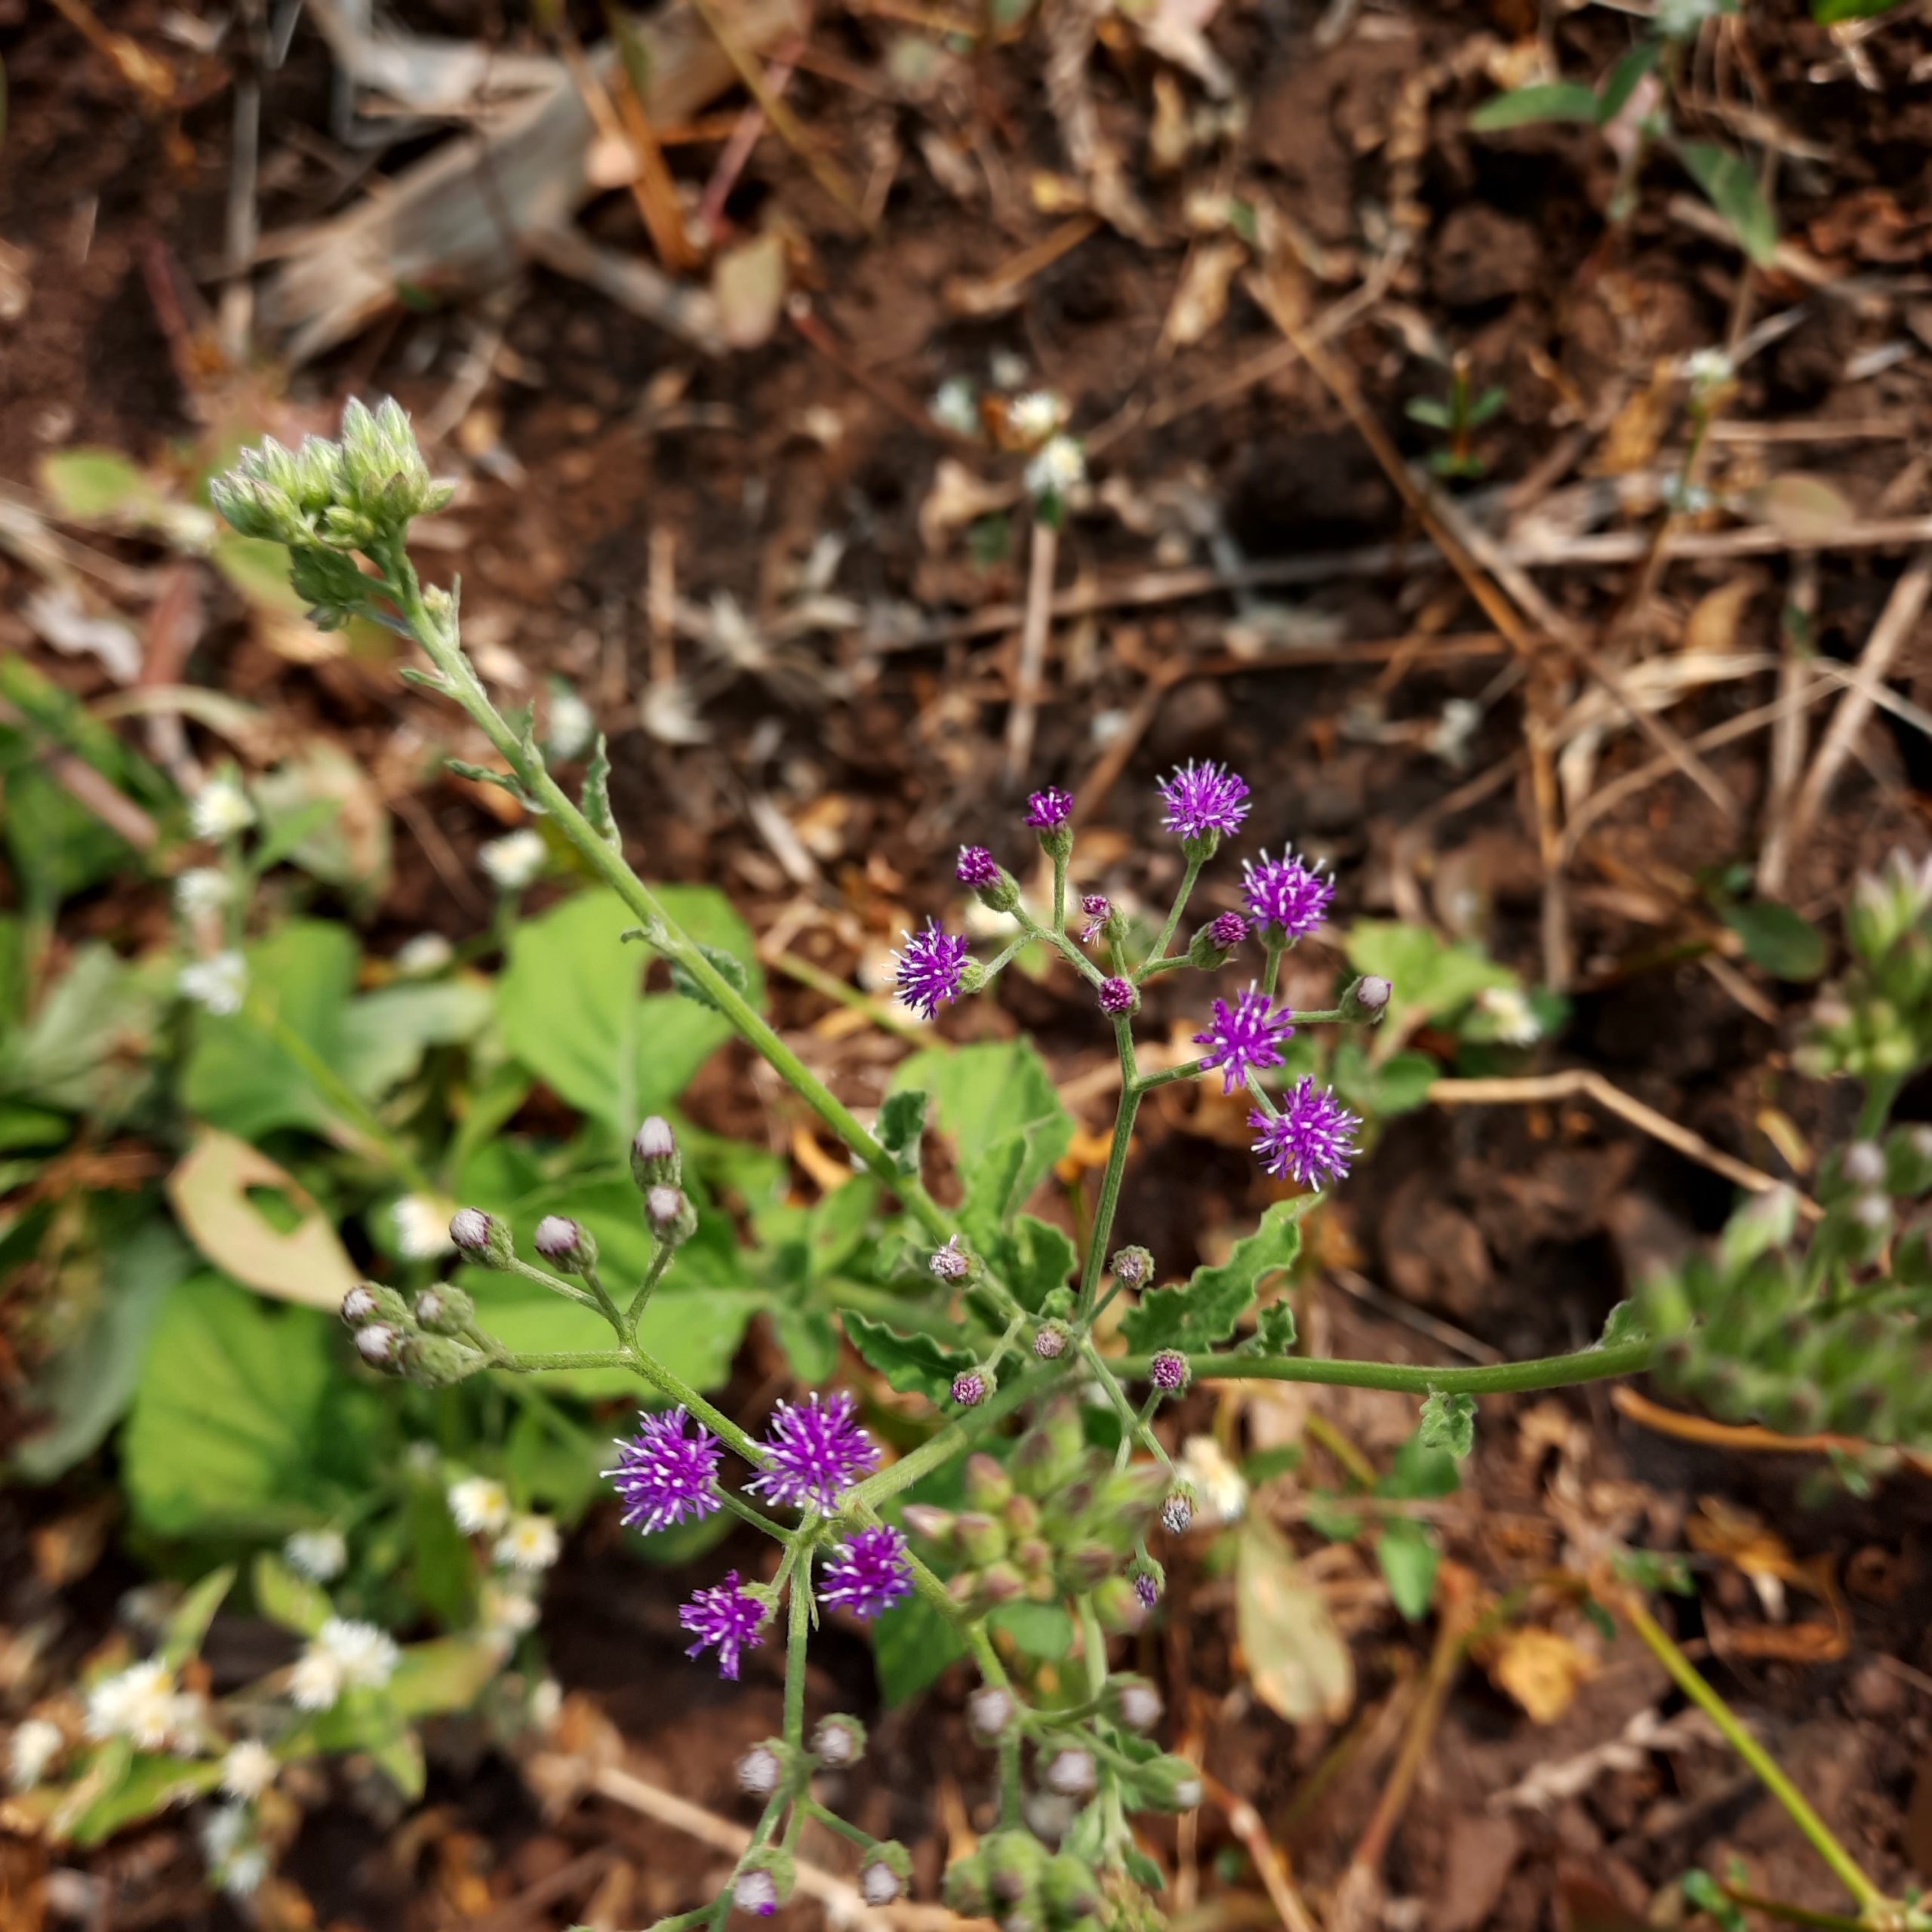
[1611,1386,1932,1477]
[1195,1772,1321,1932]
[1005,517,1060,784]
[1757,552,1820,897]
[1428,1070,1822,1218]
[1783,548,1932,858]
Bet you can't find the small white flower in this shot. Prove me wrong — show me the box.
[479,1580,541,1642]
[85,1658,192,1752]
[1682,346,1734,389]
[480,828,546,893]
[220,1740,278,1802]
[293,1617,398,1710]
[392,1193,456,1260]
[1025,434,1086,503]
[1475,984,1542,1047]
[288,1649,344,1712]
[202,1804,269,1896]
[546,685,596,762]
[220,1847,270,1898]
[989,350,1029,391]
[202,1802,249,1864]
[191,776,256,843]
[283,1528,346,1583]
[929,376,980,438]
[1008,389,1067,445]
[494,1514,561,1574]
[393,933,454,976]
[174,867,234,918]
[448,1475,511,1537]
[178,950,247,1017]
[1176,1435,1248,1527]
[8,1718,63,1791]
[529,1678,564,1729]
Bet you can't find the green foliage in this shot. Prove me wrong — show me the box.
[1419,1389,1476,1460]
[894,1038,1074,1226]
[1123,1201,1305,1353]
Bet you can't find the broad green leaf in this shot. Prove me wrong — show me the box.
[844,1312,977,1405]
[1121,1199,1305,1354]
[182,920,359,1140]
[0,944,162,1117]
[872,1592,967,1706]
[892,1039,1072,1227]
[253,1551,334,1637]
[340,977,494,1097]
[66,1750,224,1844]
[1719,899,1826,982]
[1418,1389,1476,1460]
[977,1214,1078,1314]
[878,1088,928,1178]
[124,1272,338,1537]
[1469,81,1601,131]
[1376,1519,1440,1621]
[1674,140,1778,264]
[161,1564,236,1666]
[1235,1517,1353,1722]
[774,1303,841,1384]
[500,888,763,1141]
[1595,42,1660,122]
[808,1178,882,1281]
[388,1636,503,1718]
[166,1125,360,1309]
[1378,1432,1462,1502]
[253,748,391,905]
[989,1601,1074,1660]
[40,448,149,521]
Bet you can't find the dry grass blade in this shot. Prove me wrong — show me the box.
[1611,1387,1932,1476]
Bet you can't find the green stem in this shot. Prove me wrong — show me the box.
[1112,1336,1657,1395]
[579,1262,628,1334]
[1857,1072,1903,1143]
[1283,1005,1344,1025]
[1078,1594,1108,1697]
[718,1490,793,1540]
[801,1798,879,1850]
[1078,1020,1140,1314]
[1081,1339,1172,1469]
[1263,936,1287,1000]
[890,1532,1011,1688]
[1719,1885,1877,1932]
[626,1343,764,1463]
[771,949,930,1045]
[784,1558,813,1749]
[1134,1057,1209,1093]
[1137,954,1190,979]
[503,1255,601,1313]
[1622,1593,1887,1918]
[1138,854,1204,983]
[851,1371,1041,1510]
[627,1243,677,1327]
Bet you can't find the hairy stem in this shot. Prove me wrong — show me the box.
[1078,1017,1141,1314]
[784,1558,813,1749]
[1138,853,1204,984]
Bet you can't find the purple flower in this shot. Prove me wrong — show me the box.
[818,1525,913,1621]
[602,1406,723,1534]
[735,1869,779,1918]
[1150,1349,1189,1392]
[958,846,999,888]
[1162,1491,1193,1534]
[894,921,970,1020]
[1079,894,1111,943]
[1192,988,1293,1095]
[680,1571,767,1680]
[1208,912,1247,950]
[746,1390,880,1515]
[1158,761,1250,843]
[930,1235,971,1281]
[1249,1077,1361,1190]
[1134,1570,1161,1610]
[952,1371,987,1407]
[1099,975,1138,1017]
[1026,787,1074,830]
[1242,850,1334,941]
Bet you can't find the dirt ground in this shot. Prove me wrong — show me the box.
[6,0,1932,1926]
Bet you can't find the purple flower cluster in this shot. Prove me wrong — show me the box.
[1206,912,1247,951]
[951,1370,988,1407]
[1192,988,1292,1095]
[1158,761,1250,843]
[1242,850,1333,941]
[894,921,970,1020]
[746,1390,880,1515]
[818,1525,913,1620]
[1098,975,1138,1017]
[1149,1349,1189,1392]
[602,1406,722,1534]
[680,1571,766,1680]
[957,846,999,888]
[1249,1077,1361,1190]
[1026,787,1074,830]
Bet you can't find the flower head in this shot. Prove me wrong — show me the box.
[8,1718,63,1792]
[1045,1747,1097,1797]
[681,1571,768,1680]
[818,1525,913,1621]
[291,1618,398,1712]
[202,1804,269,1897]
[1177,1435,1249,1526]
[747,1390,880,1514]
[1134,1568,1162,1610]
[221,1740,278,1802]
[1150,1349,1189,1393]
[1159,761,1251,843]
[740,1743,784,1795]
[1249,1078,1360,1190]
[957,845,1000,888]
[191,776,255,842]
[1475,984,1541,1046]
[734,1869,780,1918]
[893,921,971,1020]
[931,377,980,438]
[179,951,247,1016]
[952,1370,988,1408]
[1192,988,1292,1095]
[85,1659,197,1752]
[495,1514,561,1573]
[480,1579,540,1644]
[1207,911,1247,950]
[449,1475,511,1536]
[1009,390,1067,444]
[395,933,454,976]
[930,1235,971,1281]
[1242,850,1333,940]
[1079,894,1111,943]
[603,1407,723,1535]
[1026,787,1074,830]
[862,1859,904,1906]
[1162,1490,1194,1534]
[546,683,596,761]
[1098,974,1139,1017]
[284,1527,346,1583]
[175,867,233,918]
[480,828,546,893]
[1026,434,1086,503]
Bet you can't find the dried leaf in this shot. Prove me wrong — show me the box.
[1162,239,1245,350]
[1235,1516,1354,1724]
[1752,472,1856,542]
[1681,577,1757,656]
[713,231,789,350]
[1488,1626,1596,1723]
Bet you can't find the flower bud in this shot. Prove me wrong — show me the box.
[399,1334,488,1388]
[1039,1287,1076,1321]
[1129,1558,1164,1608]
[976,1561,1026,1605]
[952,1368,993,1408]
[1002,1494,1039,1537]
[631,1115,682,1190]
[957,1512,1009,1567]
[986,1829,1048,1904]
[1161,1488,1195,1535]
[1094,1575,1149,1632]
[944,1852,993,1917]
[738,1741,786,1796]
[1149,1349,1189,1394]
[645,1186,699,1247]
[1033,1320,1069,1361]
[1134,1753,1204,1812]
[1341,973,1392,1022]
[355,1323,405,1370]
[812,1714,867,1767]
[343,1281,409,1327]
[860,1842,912,1906]
[959,848,1022,913]
[414,1284,475,1335]
[1188,912,1248,968]
[964,1454,1015,1512]
[1106,1675,1163,1732]
[1042,1854,1103,1923]
[534,1214,598,1272]
[1838,1141,1887,1192]
[1098,975,1139,1017]
[1110,1246,1152,1291]
[968,1684,1017,1742]
[930,1235,974,1281]
[900,1504,957,1549]
[733,1851,792,1919]
[449,1206,514,1269]
[1042,1746,1097,1798]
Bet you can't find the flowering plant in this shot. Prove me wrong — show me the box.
[186,401,1919,1930]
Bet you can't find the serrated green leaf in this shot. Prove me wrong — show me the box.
[1674,140,1778,264]
[1418,1389,1476,1460]
[844,1312,977,1405]
[1378,1432,1462,1501]
[878,1088,928,1178]
[1121,1199,1305,1353]
[1469,81,1602,131]
[1246,1300,1298,1355]
[891,1040,1072,1229]
[976,1214,1078,1315]
[1376,1518,1440,1620]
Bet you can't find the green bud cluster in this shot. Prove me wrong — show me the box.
[1798,852,1932,1084]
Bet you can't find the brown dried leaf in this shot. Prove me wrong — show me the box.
[1488,1626,1596,1723]
[1161,239,1246,352]
[1235,1516,1354,1724]
[712,232,789,350]
[1752,472,1856,542]
[1681,577,1758,657]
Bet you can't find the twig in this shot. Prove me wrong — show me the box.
[1004,518,1060,786]
[1611,1386,1932,1476]
[1780,548,1932,860]
[1426,1070,1821,1218]
[1195,1774,1320,1932]
[1757,552,1819,896]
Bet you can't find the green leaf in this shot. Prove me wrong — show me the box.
[161,1564,236,1666]
[808,1179,882,1281]
[1405,398,1454,429]
[872,1591,967,1706]
[844,1312,977,1405]
[1600,1299,1651,1347]
[0,944,163,1117]
[252,1551,334,1637]
[340,977,494,1097]
[499,888,764,1142]
[1246,1300,1298,1355]
[977,1214,1078,1314]
[1235,1517,1353,1721]
[1418,1389,1476,1460]
[1595,41,1660,122]
[1469,81,1602,131]
[669,943,753,1013]
[387,1636,503,1718]
[67,1750,224,1844]
[989,1601,1075,1660]
[1674,140,1778,264]
[39,448,150,521]
[1719,900,1826,982]
[1378,1432,1461,1502]
[891,1039,1073,1228]
[878,1089,928,1179]
[1343,921,1516,1037]
[774,1304,841,1384]
[1810,0,1901,21]
[123,1272,339,1537]
[1121,1199,1305,1354]
[1376,1518,1440,1621]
